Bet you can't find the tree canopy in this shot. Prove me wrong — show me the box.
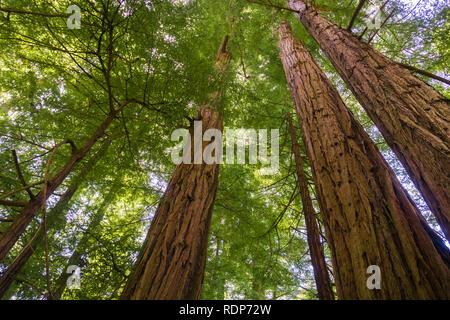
[0,0,448,300]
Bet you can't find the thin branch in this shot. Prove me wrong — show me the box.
[0,180,45,201]
[358,26,368,39]
[257,186,298,238]
[0,6,99,27]
[15,277,46,297]
[367,9,395,43]
[1,133,52,151]
[12,150,34,199]
[40,137,75,300]
[0,7,68,18]
[348,0,367,30]
[246,0,299,12]
[358,0,390,39]
[397,62,450,86]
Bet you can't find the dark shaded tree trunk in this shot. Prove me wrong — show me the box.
[288,0,450,240]
[120,37,230,300]
[279,22,450,299]
[0,138,112,298]
[287,113,334,300]
[0,100,131,262]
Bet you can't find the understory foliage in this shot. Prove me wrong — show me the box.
[0,0,448,299]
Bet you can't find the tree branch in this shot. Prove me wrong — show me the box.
[347,0,367,30]
[0,7,68,18]
[246,0,299,12]
[397,63,450,86]
[0,6,99,28]
[0,200,27,207]
[367,9,395,43]
[12,150,34,200]
[0,180,45,201]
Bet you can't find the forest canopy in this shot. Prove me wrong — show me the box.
[0,0,448,300]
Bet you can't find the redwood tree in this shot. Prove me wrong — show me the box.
[120,37,231,300]
[279,22,449,299]
[0,100,133,262]
[0,137,111,298]
[287,112,334,300]
[287,0,450,240]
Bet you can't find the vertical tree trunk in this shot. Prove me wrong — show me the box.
[279,22,450,299]
[120,37,231,300]
[207,238,226,300]
[288,0,450,240]
[0,100,131,262]
[0,138,112,298]
[287,113,334,300]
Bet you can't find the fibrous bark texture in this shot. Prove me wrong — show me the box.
[279,22,450,299]
[288,0,450,240]
[287,113,335,300]
[120,37,230,300]
[120,106,222,300]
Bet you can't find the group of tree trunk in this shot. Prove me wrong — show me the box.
[0,136,114,298]
[0,0,448,300]
[282,0,449,299]
[279,20,448,299]
[0,101,133,263]
[287,0,450,242]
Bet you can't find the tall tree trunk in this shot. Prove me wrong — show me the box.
[120,37,230,300]
[0,100,131,262]
[0,138,112,299]
[52,184,116,299]
[287,113,334,300]
[279,22,450,299]
[287,0,450,240]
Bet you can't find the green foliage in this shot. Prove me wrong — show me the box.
[0,0,447,300]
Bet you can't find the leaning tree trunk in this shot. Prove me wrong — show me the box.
[279,22,449,299]
[0,137,112,299]
[287,113,334,300]
[0,101,131,262]
[287,0,450,240]
[120,37,230,300]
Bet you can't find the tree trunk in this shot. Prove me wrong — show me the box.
[279,22,450,299]
[288,0,450,240]
[0,100,131,262]
[52,184,116,299]
[120,37,230,300]
[0,138,112,299]
[287,113,334,300]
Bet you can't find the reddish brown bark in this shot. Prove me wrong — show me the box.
[0,138,111,298]
[0,100,131,262]
[120,107,222,300]
[288,0,450,240]
[120,37,230,300]
[287,113,334,300]
[279,22,449,299]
